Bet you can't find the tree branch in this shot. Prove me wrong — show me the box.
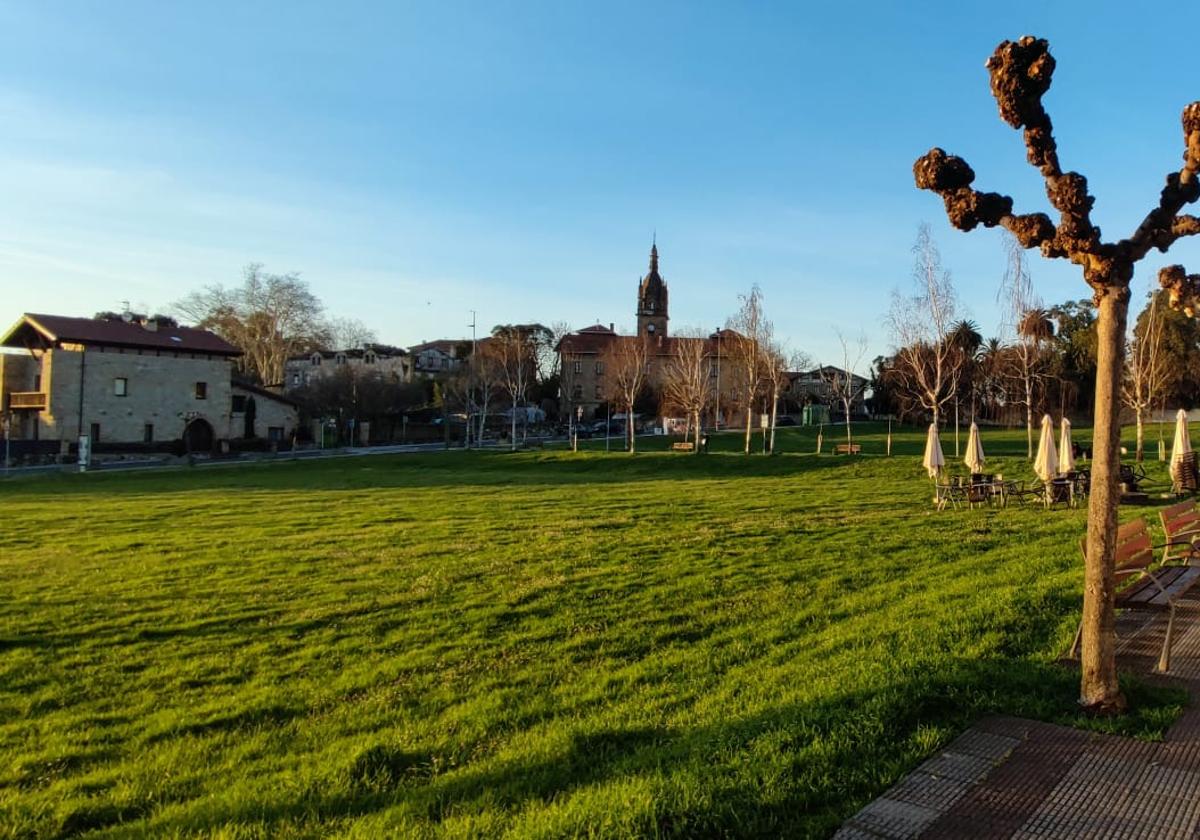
[1159,264,1200,317]
[1125,104,1200,259]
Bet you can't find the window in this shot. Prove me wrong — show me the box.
[114,377,128,397]
[594,385,602,399]
[232,395,247,413]
[335,354,346,365]
[90,422,100,443]
[595,362,604,375]
[268,426,284,442]
[194,381,207,400]
[144,423,154,443]
[364,352,376,365]
[311,354,322,366]
[292,373,301,385]
[573,360,581,374]
[572,385,583,400]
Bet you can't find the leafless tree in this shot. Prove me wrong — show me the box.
[761,338,793,454]
[174,263,329,385]
[600,336,651,453]
[660,329,712,452]
[823,331,870,449]
[727,286,767,454]
[997,232,1054,456]
[326,316,377,351]
[887,225,963,427]
[1122,289,1169,462]
[492,326,536,450]
[914,36,1200,712]
[469,339,503,443]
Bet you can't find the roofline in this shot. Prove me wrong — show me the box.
[0,313,243,356]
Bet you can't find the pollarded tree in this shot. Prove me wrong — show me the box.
[914,36,1200,713]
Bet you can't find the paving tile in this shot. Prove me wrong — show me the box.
[837,605,1200,838]
[915,750,1000,783]
[844,797,941,839]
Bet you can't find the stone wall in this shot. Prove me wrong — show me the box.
[43,346,234,444]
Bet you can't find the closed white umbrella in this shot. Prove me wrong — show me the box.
[964,422,985,474]
[1034,414,1059,483]
[1058,418,1075,475]
[1171,409,1192,481]
[923,423,945,479]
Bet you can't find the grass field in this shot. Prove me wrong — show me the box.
[0,422,1189,838]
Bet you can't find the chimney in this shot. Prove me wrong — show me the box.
[141,317,158,332]
[609,323,614,332]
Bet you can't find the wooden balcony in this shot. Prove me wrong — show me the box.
[8,391,47,410]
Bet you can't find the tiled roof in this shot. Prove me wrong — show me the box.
[2,313,241,356]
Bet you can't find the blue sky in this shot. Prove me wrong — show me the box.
[1,1,1197,369]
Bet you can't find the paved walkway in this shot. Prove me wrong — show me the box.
[836,597,1200,839]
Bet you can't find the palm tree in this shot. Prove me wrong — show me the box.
[945,319,983,452]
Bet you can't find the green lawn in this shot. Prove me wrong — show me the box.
[0,423,1189,839]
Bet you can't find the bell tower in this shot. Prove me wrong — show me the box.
[636,241,669,338]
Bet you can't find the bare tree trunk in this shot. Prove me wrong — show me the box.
[844,398,852,447]
[627,400,635,454]
[769,386,779,454]
[1026,396,1034,459]
[693,409,702,452]
[1135,407,1145,463]
[1081,287,1129,714]
[744,402,753,454]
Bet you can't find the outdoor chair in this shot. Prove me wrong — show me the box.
[1005,479,1040,506]
[934,483,965,511]
[1119,463,1151,494]
[1067,469,1090,499]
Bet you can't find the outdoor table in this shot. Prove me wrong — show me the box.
[1046,477,1076,509]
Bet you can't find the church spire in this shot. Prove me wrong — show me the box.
[637,239,668,338]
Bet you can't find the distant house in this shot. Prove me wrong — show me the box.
[0,312,297,453]
[283,344,412,392]
[408,340,467,377]
[788,366,871,417]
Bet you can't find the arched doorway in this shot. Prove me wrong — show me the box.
[183,418,215,453]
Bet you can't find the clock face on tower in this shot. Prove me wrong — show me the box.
[647,324,655,334]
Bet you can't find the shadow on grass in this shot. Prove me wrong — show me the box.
[162,654,1181,838]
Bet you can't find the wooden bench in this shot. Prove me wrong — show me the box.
[1160,499,1200,565]
[834,443,861,455]
[671,441,695,452]
[1071,518,1200,672]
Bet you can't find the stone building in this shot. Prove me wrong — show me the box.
[556,244,747,424]
[0,312,297,452]
[284,345,412,392]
